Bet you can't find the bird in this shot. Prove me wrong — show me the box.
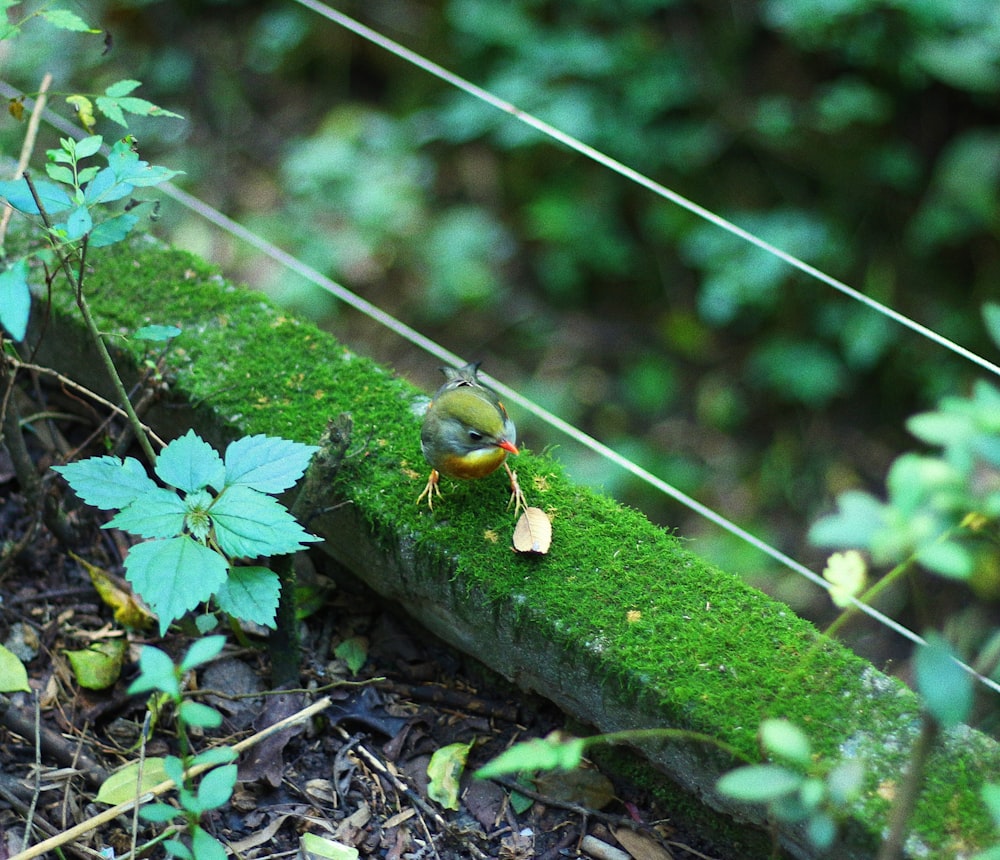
[416,362,526,516]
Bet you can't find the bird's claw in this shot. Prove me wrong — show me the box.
[505,463,527,518]
[416,469,442,510]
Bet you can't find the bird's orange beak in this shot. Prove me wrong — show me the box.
[498,439,519,455]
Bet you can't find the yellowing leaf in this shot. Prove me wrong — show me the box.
[0,644,30,693]
[822,550,867,608]
[66,94,96,133]
[95,758,170,805]
[73,552,156,630]
[427,741,472,811]
[512,507,552,555]
[65,639,127,690]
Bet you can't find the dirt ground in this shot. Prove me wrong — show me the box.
[0,389,741,860]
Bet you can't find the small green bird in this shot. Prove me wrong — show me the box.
[417,362,526,515]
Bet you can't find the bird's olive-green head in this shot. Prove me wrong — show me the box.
[420,363,518,480]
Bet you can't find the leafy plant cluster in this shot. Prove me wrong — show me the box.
[54,430,320,635]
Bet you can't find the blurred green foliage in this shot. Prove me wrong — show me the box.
[4,0,999,633]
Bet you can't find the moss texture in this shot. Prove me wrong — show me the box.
[32,237,1000,859]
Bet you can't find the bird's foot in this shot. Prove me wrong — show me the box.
[417,469,442,510]
[504,462,527,518]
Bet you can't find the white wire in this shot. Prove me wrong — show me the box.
[292,0,1000,382]
[4,80,999,695]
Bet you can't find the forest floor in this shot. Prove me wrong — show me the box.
[0,390,743,860]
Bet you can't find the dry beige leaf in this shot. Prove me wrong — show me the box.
[512,506,552,554]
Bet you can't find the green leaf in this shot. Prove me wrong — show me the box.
[74,135,104,159]
[195,764,237,812]
[45,164,75,185]
[178,701,223,730]
[164,838,193,860]
[104,79,142,99]
[224,435,319,493]
[760,719,811,767]
[134,324,182,342]
[190,830,226,860]
[83,166,133,205]
[300,833,360,860]
[89,213,139,247]
[128,646,179,697]
[63,205,93,241]
[806,811,837,849]
[210,486,320,557]
[95,96,127,127]
[475,734,586,779]
[105,488,187,538]
[53,455,159,510]
[982,783,1000,828]
[0,178,72,214]
[155,430,226,493]
[917,539,973,580]
[0,644,30,692]
[915,633,973,728]
[826,759,865,806]
[40,9,100,33]
[717,765,802,802]
[334,636,368,674]
[124,538,229,634]
[65,639,127,690]
[427,741,472,810]
[96,758,170,805]
[179,634,226,672]
[138,801,182,823]
[190,747,237,769]
[808,490,888,551]
[215,566,281,628]
[0,258,30,341]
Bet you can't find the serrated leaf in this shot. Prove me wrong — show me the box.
[760,719,812,766]
[214,566,281,627]
[96,758,170,805]
[0,178,72,214]
[427,741,472,810]
[65,638,127,690]
[94,96,126,127]
[210,486,320,558]
[105,488,187,538]
[155,430,225,493]
[179,635,226,673]
[915,633,973,728]
[0,644,30,693]
[223,435,319,493]
[475,733,586,779]
[53,455,159,510]
[89,212,139,247]
[40,8,99,32]
[0,258,30,341]
[125,538,228,635]
[105,79,142,98]
[822,550,867,608]
[717,765,802,802]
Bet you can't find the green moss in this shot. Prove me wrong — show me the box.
[37,238,1000,857]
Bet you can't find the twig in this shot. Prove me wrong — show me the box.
[8,694,333,860]
[6,357,167,449]
[0,72,51,245]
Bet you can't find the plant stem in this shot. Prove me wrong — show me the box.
[876,713,937,860]
[22,174,158,465]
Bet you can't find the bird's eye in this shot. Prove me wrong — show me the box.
[468,430,484,442]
